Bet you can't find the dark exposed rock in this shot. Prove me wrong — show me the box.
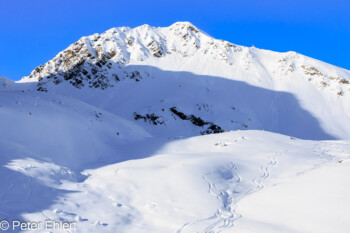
[169,107,187,120]
[147,41,166,58]
[35,56,118,90]
[170,107,224,134]
[126,37,134,46]
[188,25,199,33]
[128,71,142,82]
[37,85,48,92]
[201,124,224,135]
[134,112,164,125]
[339,78,349,85]
[301,65,325,76]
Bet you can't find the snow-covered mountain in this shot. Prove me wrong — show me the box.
[1,22,350,233]
[18,22,350,140]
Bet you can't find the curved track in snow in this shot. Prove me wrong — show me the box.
[177,156,277,233]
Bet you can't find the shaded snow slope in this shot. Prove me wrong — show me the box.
[0,88,150,170]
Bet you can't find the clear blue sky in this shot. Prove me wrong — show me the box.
[1,0,349,80]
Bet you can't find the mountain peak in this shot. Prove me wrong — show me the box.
[169,21,200,31]
[20,22,349,109]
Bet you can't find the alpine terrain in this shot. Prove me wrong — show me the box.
[0,22,350,232]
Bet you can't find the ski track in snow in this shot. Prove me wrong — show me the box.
[177,155,278,233]
[297,142,336,176]
[0,176,15,201]
[177,141,343,233]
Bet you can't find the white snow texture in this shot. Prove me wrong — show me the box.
[0,22,350,233]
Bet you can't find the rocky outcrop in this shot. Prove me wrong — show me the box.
[170,107,224,135]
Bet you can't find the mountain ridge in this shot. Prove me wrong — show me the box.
[20,22,350,92]
[1,22,350,140]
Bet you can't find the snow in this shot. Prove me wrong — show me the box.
[234,159,350,233]
[1,131,350,232]
[0,22,350,232]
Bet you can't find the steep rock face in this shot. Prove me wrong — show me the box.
[13,22,350,139]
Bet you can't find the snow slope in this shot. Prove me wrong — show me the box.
[0,22,350,232]
[234,157,350,233]
[1,131,350,232]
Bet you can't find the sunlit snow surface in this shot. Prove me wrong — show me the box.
[1,22,350,232]
[1,131,350,233]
